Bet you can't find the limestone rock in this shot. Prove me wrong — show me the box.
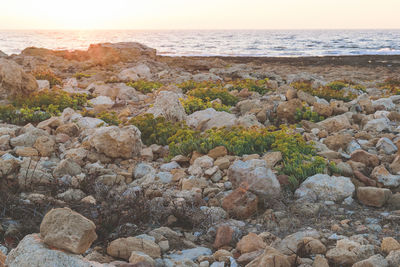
[107,237,161,260]
[89,126,142,159]
[357,187,392,207]
[186,108,236,131]
[147,91,186,122]
[40,208,97,254]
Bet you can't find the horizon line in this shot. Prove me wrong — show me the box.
[1,28,400,31]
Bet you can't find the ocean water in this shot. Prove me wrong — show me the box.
[0,29,400,57]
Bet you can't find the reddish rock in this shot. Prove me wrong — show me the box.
[213,225,234,249]
[277,174,290,186]
[237,233,267,254]
[350,150,380,167]
[222,187,258,219]
[313,102,333,117]
[353,171,377,187]
[207,146,228,159]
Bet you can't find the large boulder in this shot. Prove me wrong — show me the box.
[87,42,156,65]
[147,91,186,122]
[228,159,281,200]
[40,208,97,254]
[89,125,142,159]
[0,58,38,100]
[317,114,351,133]
[357,187,392,207]
[186,108,236,131]
[276,99,302,123]
[6,234,110,267]
[295,174,355,202]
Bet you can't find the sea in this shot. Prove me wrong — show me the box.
[0,29,400,57]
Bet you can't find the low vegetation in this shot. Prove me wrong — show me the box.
[180,96,231,114]
[126,80,163,94]
[295,106,324,123]
[31,68,62,87]
[291,80,357,102]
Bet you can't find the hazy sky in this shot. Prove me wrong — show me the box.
[1,0,400,30]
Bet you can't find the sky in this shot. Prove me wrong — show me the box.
[1,0,400,30]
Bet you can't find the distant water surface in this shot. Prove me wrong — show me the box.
[0,29,400,57]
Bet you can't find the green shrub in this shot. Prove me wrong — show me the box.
[81,109,121,126]
[12,90,88,113]
[291,80,356,102]
[176,80,221,94]
[188,87,238,106]
[31,68,62,87]
[180,96,231,114]
[129,114,186,146]
[379,77,400,95]
[326,81,348,91]
[294,106,324,122]
[228,78,270,95]
[126,80,163,94]
[168,125,327,190]
[0,105,51,125]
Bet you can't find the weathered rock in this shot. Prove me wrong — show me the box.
[317,114,351,133]
[87,42,156,65]
[295,174,355,202]
[107,237,161,260]
[228,159,281,200]
[89,96,115,112]
[186,108,236,131]
[129,251,155,266]
[357,187,392,207]
[350,150,380,167]
[387,250,400,267]
[323,134,352,151]
[364,118,391,132]
[389,155,400,174]
[0,58,38,100]
[246,246,292,267]
[377,137,398,155]
[352,254,389,267]
[313,102,333,117]
[40,208,97,254]
[382,237,400,254]
[272,229,320,255]
[237,233,267,254]
[33,136,55,157]
[222,188,258,219]
[89,126,142,159]
[147,91,186,122]
[5,234,108,267]
[119,63,152,81]
[276,99,302,123]
[371,165,400,187]
[213,225,234,249]
[53,158,82,178]
[207,146,228,159]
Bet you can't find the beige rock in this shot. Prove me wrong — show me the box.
[317,114,351,133]
[357,187,392,207]
[246,246,292,267]
[129,251,155,266]
[33,136,55,157]
[40,207,97,254]
[326,247,357,266]
[0,250,5,267]
[207,146,228,159]
[107,237,161,260]
[237,233,267,254]
[381,237,400,254]
[352,254,389,267]
[0,58,38,100]
[323,134,352,151]
[313,255,329,267]
[350,150,380,167]
[390,155,400,174]
[298,237,326,256]
[313,102,333,117]
[276,99,302,123]
[89,125,142,159]
[263,151,282,168]
[215,157,231,170]
[15,146,38,157]
[55,123,80,136]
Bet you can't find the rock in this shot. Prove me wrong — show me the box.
[354,170,377,187]
[381,237,400,254]
[352,254,389,267]
[0,58,38,100]
[297,237,326,256]
[371,165,400,187]
[186,108,236,131]
[350,150,380,167]
[0,50,7,58]
[107,237,161,260]
[295,174,355,202]
[263,151,282,168]
[15,146,39,157]
[387,250,400,267]
[323,134,352,151]
[87,42,156,65]
[57,189,86,202]
[5,234,108,267]
[166,247,212,262]
[228,159,281,200]
[207,146,228,159]
[10,126,48,147]
[129,251,155,266]
[276,99,302,123]
[389,155,400,174]
[89,126,142,159]
[37,80,50,90]
[377,137,398,154]
[0,250,5,267]
[313,102,333,117]
[119,63,152,81]
[285,88,297,100]
[326,247,357,266]
[364,118,391,132]
[357,187,392,207]
[222,187,258,219]
[317,114,351,133]
[297,90,316,105]
[313,255,329,267]
[40,208,97,254]
[53,158,82,178]
[213,225,234,249]
[89,96,115,112]
[33,136,55,157]
[147,91,186,122]
[272,229,320,255]
[76,117,105,129]
[237,233,267,254]
[246,246,291,267]
[188,155,214,176]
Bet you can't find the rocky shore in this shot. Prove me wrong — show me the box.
[1,42,400,266]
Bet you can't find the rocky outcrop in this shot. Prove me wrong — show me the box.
[147,91,186,122]
[0,58,38,100]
